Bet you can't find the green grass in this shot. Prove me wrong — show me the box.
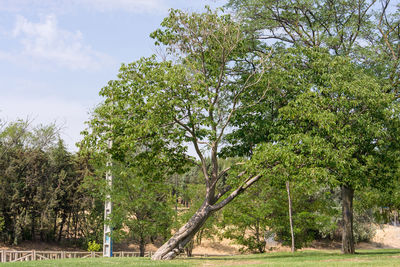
[2,249,400,267]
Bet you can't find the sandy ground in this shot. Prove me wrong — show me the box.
[1,224,399,254]
[370,224,400,248]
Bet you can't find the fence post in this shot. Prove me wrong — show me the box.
[1,250,4,263]
[91,251,95,258]
[32,250,36,261]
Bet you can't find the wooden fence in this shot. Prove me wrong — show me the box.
[0,250,234,263]
[0,250,154,263]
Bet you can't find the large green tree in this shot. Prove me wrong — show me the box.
[254,49,399,254]
[226,0,400,254]
[82,8,269,260]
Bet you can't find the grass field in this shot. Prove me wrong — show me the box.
[2,249,400,267]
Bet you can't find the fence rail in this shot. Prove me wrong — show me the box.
[0,250,155,263]
[0,250,233,263]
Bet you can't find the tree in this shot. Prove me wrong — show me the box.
[47,139,77,242]
[0,120,101,246]
[221,134,337,253]
[0,120,60,244]
[110,152,175,257]
[273,49,398,253]
[227,0,375,56]
[81,8,269,260]
[226,0,400,253]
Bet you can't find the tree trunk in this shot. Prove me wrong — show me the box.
[31,213,36,241]
[151,202,212,260]
[74,213,78,240]
[255,219,265,253]
[286,181,295,253]
[139,236,145,257]
[13,216,22,245]
[52,214,57,241]
[58,213,67,242]
[341,185,355,254]
[185,239,194,257]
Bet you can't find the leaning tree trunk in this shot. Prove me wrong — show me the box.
[151,202,212,260]
[151,172,263,260]
[341,185,355,254]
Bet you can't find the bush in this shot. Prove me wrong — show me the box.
[87,240,102,252]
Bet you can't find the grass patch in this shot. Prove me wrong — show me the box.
[3,249,400,267]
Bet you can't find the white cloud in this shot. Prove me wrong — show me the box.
[9,14,112,71]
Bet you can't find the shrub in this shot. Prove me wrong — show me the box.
[87,240,102,252]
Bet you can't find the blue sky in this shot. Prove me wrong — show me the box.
[0,0,224,151]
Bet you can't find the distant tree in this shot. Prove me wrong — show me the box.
[74,154,104,247]
[0,120,57,244]
[0,120,101,246]
[47,139,77,242]
[110,153,175,257]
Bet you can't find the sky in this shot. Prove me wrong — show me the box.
[0,0,224,151]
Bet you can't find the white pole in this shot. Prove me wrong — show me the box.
[103,139,113,257]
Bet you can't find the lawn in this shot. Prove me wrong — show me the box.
[2,250,400,267]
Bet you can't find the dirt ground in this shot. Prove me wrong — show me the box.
[369,224,400,248]
[0,240,85,251]
[1,224,399,254]
[192,224,400,255]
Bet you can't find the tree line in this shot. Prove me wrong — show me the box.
[0,118,395,255]
[0,120,103,247]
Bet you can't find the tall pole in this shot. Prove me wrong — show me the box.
[286,180,295,253]
[103,138,113,257]
[104,93,114,258]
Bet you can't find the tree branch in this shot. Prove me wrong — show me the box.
[210,174,262,211]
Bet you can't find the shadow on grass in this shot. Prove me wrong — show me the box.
[355,249,400,256]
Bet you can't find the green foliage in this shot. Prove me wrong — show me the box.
[0,216,4,233]
[111,159,175,253]
[82,139,177,254]
[80,5,400,256]
[275,49,397,190]
[223,46,398,252]
[81,7,270,259]
[0,119,102,245]
[87,240,102,252]
[227,0,375,55]
[222,147,338,252]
